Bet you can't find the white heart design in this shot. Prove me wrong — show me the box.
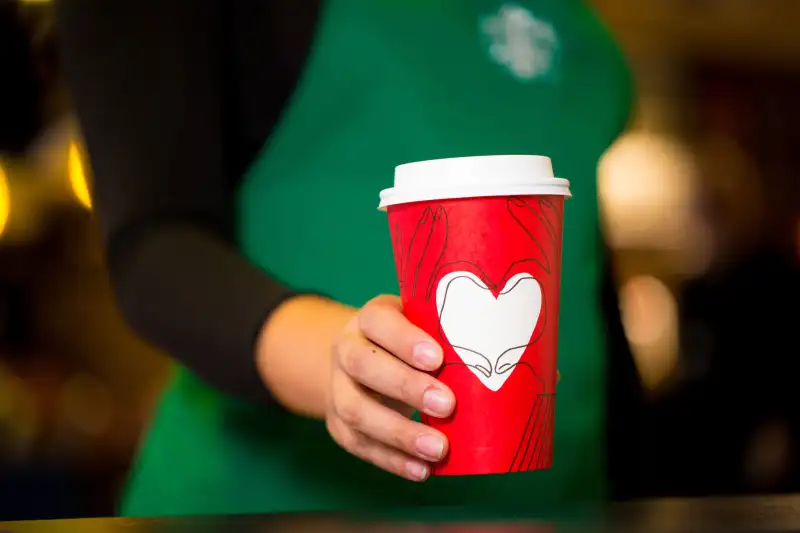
[436,271,542,391]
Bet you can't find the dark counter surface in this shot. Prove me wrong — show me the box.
[5,495,800,533]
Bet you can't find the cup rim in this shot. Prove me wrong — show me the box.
[378,180,571,210]
[377,155,571,210]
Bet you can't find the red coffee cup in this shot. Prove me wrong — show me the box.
[379,155,571,476]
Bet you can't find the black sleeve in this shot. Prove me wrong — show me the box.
[54,0,295,403]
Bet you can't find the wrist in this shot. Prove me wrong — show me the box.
[255,294,355,418]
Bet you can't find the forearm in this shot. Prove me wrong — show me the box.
[256,295,356,419]
[107,224,297,403]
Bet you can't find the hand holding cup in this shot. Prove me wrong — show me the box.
[326,295,455,481]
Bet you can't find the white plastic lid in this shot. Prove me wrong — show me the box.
[378,155,571,209]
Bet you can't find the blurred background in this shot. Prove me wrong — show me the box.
[0,0,798,521]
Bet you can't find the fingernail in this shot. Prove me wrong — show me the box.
[405,461,429,481]
[413,342,441,369]
[416,434,445,460]
[423,388,452,416]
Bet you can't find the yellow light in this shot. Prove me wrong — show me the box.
[0,163,10,237]
[598,130,697,251]
[68,142,92,209]
[619,275,679,390]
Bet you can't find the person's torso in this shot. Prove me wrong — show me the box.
[123,0,631,517]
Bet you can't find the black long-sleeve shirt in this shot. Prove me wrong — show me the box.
[55,0,321,403]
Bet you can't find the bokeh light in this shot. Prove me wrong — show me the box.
[598,130,699,252]
[68,142,92,209]
[0,162,10,238]
[0,362,39,459]
[619,275,679,390]
[745,419,792,489]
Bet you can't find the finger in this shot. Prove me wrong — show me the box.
[358,296,443,371]
[327,416,430,482]
[335,332,454,418]
[367,390,416,418]
[330,372,448,462]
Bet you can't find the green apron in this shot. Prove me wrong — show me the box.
[122,0,631,518]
